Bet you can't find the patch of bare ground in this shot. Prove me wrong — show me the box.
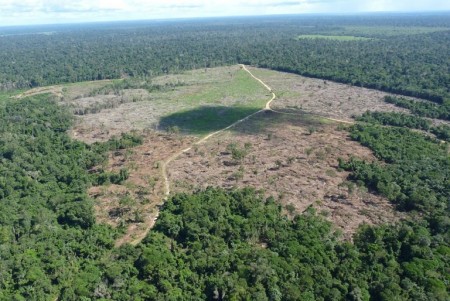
[68,65,268,143]
[88,130,195,246]
[13,86,64,99]
[247,67,413,122]
[12,79,115,100]
[168,113,403,239]
[248,67,450,128]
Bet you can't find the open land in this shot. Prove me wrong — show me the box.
[15,65,440,242]
[68,66,269,142]
[59,65,419,243]
[297,34,373,41]
[168,112,402,239]
[246,67,411,122]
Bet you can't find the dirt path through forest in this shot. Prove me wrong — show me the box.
[12,79,115,100]
[126,65,277,245]
[161,65,275,197]
[129,65,354,246]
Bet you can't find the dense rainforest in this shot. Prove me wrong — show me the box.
[0,96,448,300]
[0,13,449,300]
[1,13,449,102]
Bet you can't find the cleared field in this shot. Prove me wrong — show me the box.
[167,112,402,238]
[297,34,372,41]
[80,66,270,244]
[341,26,450,36]
[247,66,412,121]
[89,131,194,246]
[68,65,418,242]
[69,66,269,142]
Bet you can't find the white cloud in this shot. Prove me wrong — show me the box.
[0,0,449,26]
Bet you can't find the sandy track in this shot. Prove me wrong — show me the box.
[134,65,352,245]
[112,65,355,246]
[125,65,277,245]
[242,64,354,124]
[161,65,276,197]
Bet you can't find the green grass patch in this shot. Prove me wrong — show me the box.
[0,89,25,102]
[297,34,372,41]
[159,69,269,135]
[182,69,268,107]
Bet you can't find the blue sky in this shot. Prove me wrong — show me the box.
[1,0,449,26]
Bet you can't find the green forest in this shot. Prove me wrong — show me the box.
[1,14,449,102]
[0,13,449,300]
[0,97,448,299]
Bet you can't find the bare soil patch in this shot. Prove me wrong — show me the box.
[248,67,411,122]
[69,65,408,243]
[88,130,195,246]
[69,65,268,143]
[168,113,402,239]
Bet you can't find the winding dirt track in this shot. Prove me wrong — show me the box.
[161,65,276,197]
[128,64,354,246]
[242,66,353,124]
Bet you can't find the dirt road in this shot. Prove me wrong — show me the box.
[161,65,277,197]
[125,64,354,245]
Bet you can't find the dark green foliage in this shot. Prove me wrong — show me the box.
[340,124,449,215]
[95,188,448,300]
[339,121,449,301]
[385,96,450,120]
[1,14,449,300]
[353,222,449,301]
[140,189,344,300]
[1,14,450,102]
[355,110,450,142]
[336,118,450,300]
[92,132,143,153]
[356,111,431,130]
[57,199,95,228]
[1,95,448,299]
[431,124,450,142]
[0,96,121,299]
[339,110,450,301]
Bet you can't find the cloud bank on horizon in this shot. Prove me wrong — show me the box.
[1,0,449,26]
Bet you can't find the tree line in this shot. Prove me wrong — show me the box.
[0,14,449,103]
[0,13,449,300]
[1,93,448,300]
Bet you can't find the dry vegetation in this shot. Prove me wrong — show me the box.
[88,130,195,246]
[44,65,417,241]
[247,67,411,121]
[168,112,402,238]
[68,65,268,143]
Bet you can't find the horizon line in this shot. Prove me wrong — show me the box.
[1,10,450,29]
